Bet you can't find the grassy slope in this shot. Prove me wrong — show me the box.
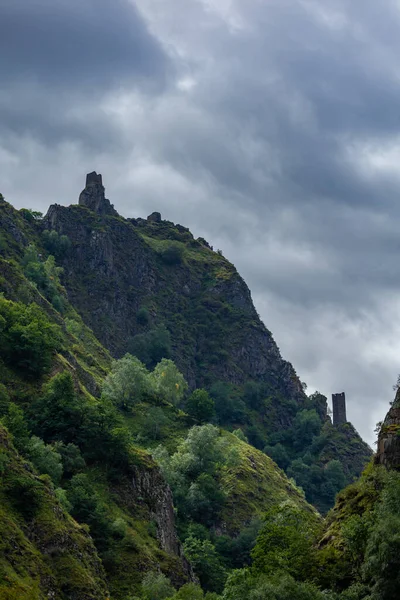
[0,426,108,600]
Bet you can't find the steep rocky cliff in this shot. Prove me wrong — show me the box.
[376,388,400,469]
[44,175,305,403]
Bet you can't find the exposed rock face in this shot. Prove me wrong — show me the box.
[376,393,400,469]
[131,465,195,583]
[147,211,162,223]
[42,201,306,406]
[78,172,118,216]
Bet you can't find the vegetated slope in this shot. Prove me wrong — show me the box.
[0,193,317,598]
[0,425,108,600]
[220,396,400,600]
[0,199,194,598]
[40,176,371,512]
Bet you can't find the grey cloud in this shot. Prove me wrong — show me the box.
[0,0,169,87]
[3,0,400,443]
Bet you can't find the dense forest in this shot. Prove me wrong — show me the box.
[0,177,396,600]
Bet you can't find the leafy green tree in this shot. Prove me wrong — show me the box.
[137,307,150,325]
[1,402,30,453]
[263,443,290,470]
[183,536,226,593]
[32,371,83,444]
[53,442,86,476]
[223,571,326,600]
[169,583,205,599]
[292,409,322,452]
[160,243,184,265]
[66,473,111,549]
[251,504,320,581]
[128,325,172,369]
[0,297,62,377]
[151,358,187,406]
[42,229,71,259]
[27,436,63,484]
[143,406,170,440]
[186,389,215,422]
[102,354,152,410]
[141,571,175,600]
[232,429,248,443]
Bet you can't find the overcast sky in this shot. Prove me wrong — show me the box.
[2,0,400,446]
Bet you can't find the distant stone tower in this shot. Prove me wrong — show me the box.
[78,172,118,216]
[332,392,347,426]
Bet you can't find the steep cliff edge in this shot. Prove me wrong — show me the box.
[376,388,400,469]
[44,176,306,404]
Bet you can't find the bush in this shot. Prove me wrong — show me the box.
[1,403,31,454]
[137,307,151,325]
[160,243,184,265]
[141,572,176,600]
[183,536,226,593]
[151,358,188,405]
[102,354,152,410]
[128,325,172,369]
[186,389,215,422]
[0,297,62,377]
[28,436,63,484]
[42,229,71,259]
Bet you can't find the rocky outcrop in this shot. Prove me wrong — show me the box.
[131,465,195,582]
[78,172,118,217]
[376,392,400,469]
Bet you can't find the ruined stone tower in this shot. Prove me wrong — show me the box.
[78,172,118,216]
[332,392,347,426]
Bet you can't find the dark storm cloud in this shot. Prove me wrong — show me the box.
[0,0,169,87]
[0,0,172,146]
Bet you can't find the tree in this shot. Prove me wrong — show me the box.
[32,371,83,444]
[183,536,226,593]
[151,358,188,405]
[53,442,86,476]
[128,325,172,369]
[28,436,63,484]
[141,572,175,600]
[1,402,30,454]
[251,504,320,581]
[143,407,170,441]
[186,389,215,422]
[263,443,290,470]
[0,297,62,377]
[292,409,322,452]
[102,354,152,410]
[42,229,71,259]
[160,243,184,265]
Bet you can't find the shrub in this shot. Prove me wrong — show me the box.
[160,243,184,265]
[42,229,71,259]
[186,389,215,422]
[137,307,151,325]
[28,436,63,484]
[141,572,176,600]
[128,325,172,369]
[102,354,152,410]
[0,297,62,377]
